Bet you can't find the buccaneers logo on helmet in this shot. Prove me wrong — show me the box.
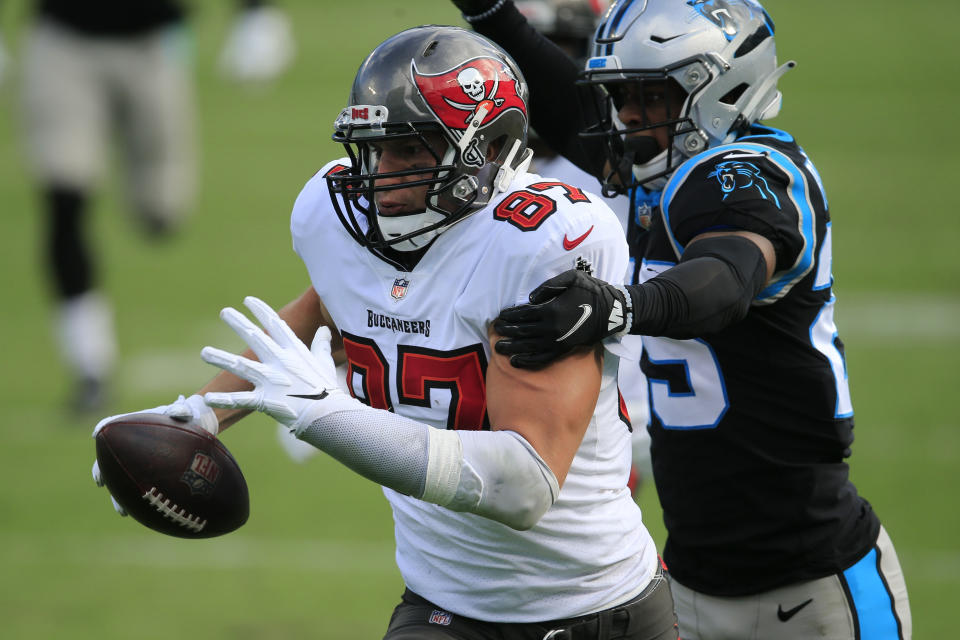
[411,57,527,166]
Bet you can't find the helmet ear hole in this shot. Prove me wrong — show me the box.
[488,134,507,163]
[719,83,749,106]
[734,24,773,58]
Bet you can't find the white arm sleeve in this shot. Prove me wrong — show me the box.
[297,408,559,531]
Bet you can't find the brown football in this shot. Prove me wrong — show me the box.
[94,413,249,538]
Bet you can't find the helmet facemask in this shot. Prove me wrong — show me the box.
[580,64,705,194]
[330,111,474,252]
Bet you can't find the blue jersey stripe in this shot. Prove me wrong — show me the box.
[843,548,902,638]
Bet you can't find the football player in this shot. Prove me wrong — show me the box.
[22,0,293,412]
[450,0,913,638]
[92,26,678,639]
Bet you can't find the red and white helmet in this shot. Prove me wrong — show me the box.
[328,26,532,252]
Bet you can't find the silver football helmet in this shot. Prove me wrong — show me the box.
[582,0,795,192]
[329,25,532,252]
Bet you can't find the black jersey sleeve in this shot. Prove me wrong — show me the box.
[470,1,606,176]
[661,141,821,303]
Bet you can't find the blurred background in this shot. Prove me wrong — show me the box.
[0,0,956,637]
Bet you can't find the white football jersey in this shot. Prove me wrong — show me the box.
[290,159,659,622]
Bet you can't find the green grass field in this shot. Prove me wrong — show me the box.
[1,1,957,637]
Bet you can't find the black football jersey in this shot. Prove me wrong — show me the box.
[38,0,185,36]
[639,125,880,596]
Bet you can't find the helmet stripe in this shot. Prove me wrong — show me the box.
[603,0,639,55]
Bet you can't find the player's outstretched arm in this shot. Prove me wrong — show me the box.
[89,286,336,517]
[495,231,775,368]
[201,297,603,530]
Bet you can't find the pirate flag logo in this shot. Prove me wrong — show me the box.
[411,57,527,167]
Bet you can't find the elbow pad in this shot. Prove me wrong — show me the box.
[627,234,768,338]
[425,428,559,531]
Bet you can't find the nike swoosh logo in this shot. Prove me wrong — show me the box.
[651,33,683,44]
[777,598,813,622]
[563,225,594,250]
[556,304,592,342]
[287,390,330,400]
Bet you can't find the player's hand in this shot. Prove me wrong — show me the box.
[219,6,294,83]
[91,394,218,516]
[494,269,629,369]
[201,296,362,435]
[451,0,500,17]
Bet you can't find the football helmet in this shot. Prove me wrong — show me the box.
[582,0,795,192]
[329,26,532,252]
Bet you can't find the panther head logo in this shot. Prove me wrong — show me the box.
[707,160,780,208]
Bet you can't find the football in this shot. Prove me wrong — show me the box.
[94,413,249,538]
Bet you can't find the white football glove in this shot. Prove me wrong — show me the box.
[91,394,218,516]
[218,6,295,83]
[201,296,362,435]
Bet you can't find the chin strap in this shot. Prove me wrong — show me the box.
[495,145,534,193]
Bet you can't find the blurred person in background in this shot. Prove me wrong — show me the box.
[19,0,294,412]
[450,0,912,638]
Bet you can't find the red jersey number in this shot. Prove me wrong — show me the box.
[341,332,489,430]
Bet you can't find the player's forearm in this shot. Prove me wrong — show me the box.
[297,408,558,531]
[625,234,768,338]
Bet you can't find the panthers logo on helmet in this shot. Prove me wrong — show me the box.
[707,159,781,208]
[687,0,768,40]
[411,57,527,165]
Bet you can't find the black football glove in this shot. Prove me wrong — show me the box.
[494,269,629,369]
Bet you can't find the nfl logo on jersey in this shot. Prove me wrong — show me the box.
[391,277,410,300]
[428,609,452,626]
